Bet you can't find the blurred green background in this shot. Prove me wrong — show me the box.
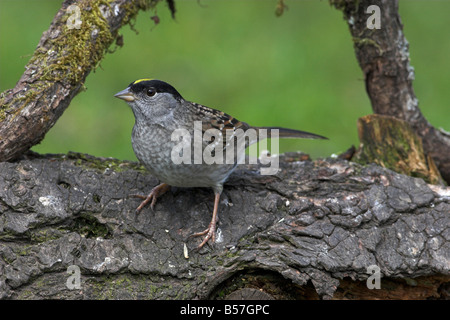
[1,0,449,162]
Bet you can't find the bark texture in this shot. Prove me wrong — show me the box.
[0,153,448,299]
[331,0,450,184]
[354,114,443,185]
[1,0,449,300]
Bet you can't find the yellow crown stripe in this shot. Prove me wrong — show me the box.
[133,78,153,84]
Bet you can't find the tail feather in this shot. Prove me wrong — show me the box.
[255,126,328,140]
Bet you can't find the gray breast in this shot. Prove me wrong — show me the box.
[131,123,238,190]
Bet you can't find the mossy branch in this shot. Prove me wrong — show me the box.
[0,0,164,162]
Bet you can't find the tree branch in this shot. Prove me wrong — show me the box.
[0,0,161,162]
[331,0,450,184]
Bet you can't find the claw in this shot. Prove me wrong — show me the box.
[132,183,170,213]
[190,193,221,249]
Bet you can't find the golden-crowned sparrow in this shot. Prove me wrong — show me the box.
[114,79,327,249]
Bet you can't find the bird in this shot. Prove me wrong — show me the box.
[114,79,327,249]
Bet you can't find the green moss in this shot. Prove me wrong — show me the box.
[29,228,64,243]
[0,0,160,122]
[0,231,16,242]
[16,289,34,300]
[16,245,34,257]
[352,37,383,55]
[354,115,442,184]
[85,273,188,299]
[1,1,113,121]
[65,151,147,173]
[0,92,9,121]
[72,212,112,239]
[30,1,115,85]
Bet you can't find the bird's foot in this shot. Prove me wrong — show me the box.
[190,192,221,249]
[190,220,217,249]
[131,183,170,213]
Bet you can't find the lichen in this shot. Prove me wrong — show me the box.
[352,37,383,55]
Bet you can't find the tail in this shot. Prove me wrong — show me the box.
[255,126,328,140]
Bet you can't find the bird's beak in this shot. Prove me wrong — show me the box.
[114,87,135,102]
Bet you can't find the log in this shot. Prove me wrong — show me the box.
[0,152,448,299]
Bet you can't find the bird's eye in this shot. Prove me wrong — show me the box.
[146,88,157,97]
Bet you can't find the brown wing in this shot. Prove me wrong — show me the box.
[189,103,247,132]
[188,102,251,151]
[184,102,327,159]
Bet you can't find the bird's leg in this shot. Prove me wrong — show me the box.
[191,192,221,249]
[131,183,170,213]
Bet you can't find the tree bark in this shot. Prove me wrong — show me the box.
[0,0,161,163]
[0,152,448,299]
[354,114,443,185]
[1,0,449,300]
[331,0,450,184]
